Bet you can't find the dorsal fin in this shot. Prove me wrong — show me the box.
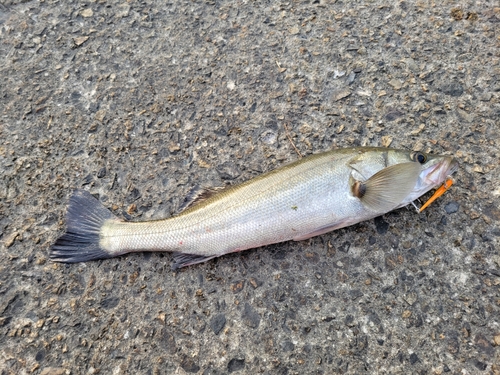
[177,185,225,213]
[351,162,421,212]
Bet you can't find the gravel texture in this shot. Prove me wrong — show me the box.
[1,1,499,374]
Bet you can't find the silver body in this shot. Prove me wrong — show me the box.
[99,147,457,261]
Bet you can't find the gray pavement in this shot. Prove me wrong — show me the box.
[1,1,499,374]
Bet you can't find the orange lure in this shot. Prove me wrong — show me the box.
[419,178,454,213]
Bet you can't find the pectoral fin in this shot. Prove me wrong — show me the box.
[352,162,421,213]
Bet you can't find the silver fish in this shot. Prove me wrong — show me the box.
[50,147,458,268]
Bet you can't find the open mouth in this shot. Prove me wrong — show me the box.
[426,157,458,186]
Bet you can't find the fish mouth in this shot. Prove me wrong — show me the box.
[425,156,458,187]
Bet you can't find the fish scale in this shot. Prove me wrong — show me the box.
[103,151,354,255]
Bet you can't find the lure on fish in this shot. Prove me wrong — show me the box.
[50,147,458,268]
[419,178,454,212]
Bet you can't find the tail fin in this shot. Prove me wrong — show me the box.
[50,190,117,263]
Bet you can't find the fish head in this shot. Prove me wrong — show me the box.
[347,147,458,213]
[397,150,459,207]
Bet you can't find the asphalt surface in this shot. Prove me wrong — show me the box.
[1,1,499,374]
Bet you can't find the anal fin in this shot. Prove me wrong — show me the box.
[172,252,218,269]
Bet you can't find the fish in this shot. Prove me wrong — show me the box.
[50,147,458,268]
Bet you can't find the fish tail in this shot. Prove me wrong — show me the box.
[50,190,117,263]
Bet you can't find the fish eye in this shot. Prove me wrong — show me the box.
[411,151,427,164]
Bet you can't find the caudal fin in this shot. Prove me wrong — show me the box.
[50,190,117,263]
